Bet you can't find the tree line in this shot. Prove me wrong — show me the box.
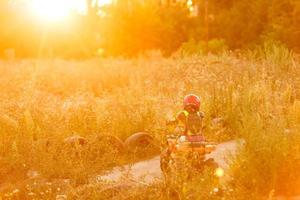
[0,0,299,58]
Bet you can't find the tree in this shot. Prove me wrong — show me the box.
[98,0,192,56]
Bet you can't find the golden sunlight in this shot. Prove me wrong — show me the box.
[97,0,113,6]
[29,0,111,22]
[30,0,72,22]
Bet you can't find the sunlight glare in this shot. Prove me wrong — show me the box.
[30,0,72,22]
[98,0,113,6]
[29,0,112,23]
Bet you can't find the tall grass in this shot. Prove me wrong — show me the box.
[0,44,299,198]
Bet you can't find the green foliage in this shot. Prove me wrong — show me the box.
[180,39,228,55]
[1,0,299,57]
[98,1,191,56]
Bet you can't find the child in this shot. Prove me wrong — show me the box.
[169,94,204,137]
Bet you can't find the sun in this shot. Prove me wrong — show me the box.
[29,0,73,22]
[29,0,112,23]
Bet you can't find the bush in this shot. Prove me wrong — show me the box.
[179,39,228,55]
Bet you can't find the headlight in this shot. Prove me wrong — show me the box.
[215,167,224,177]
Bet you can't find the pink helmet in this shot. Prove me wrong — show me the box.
[183,94,201,110]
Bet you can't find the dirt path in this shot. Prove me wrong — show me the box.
[91,140,241,185]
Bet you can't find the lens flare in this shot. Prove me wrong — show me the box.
[215,167,224,177]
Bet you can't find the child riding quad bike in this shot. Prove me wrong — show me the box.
[160,94,220,185]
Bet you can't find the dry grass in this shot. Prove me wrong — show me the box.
[0,44,300,199]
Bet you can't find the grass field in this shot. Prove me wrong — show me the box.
[0,44,300,199]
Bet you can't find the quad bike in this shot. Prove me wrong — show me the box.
[160,134,224,197]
